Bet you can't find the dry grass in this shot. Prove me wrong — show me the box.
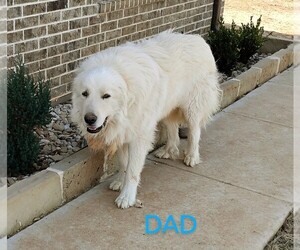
[264,211,294,250]
[223,0,294,35]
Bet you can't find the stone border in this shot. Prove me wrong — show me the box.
[220,43,294,109]
[5,42,297,237]
[6,148,105,236]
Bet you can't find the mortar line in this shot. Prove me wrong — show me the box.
[147,157,293,205]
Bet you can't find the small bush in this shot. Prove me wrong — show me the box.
[8,58,51,176]
[207,18,240,75]
[238,16,265,64]
[208,16,265,75]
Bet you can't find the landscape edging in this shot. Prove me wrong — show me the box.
[6,148,104,237]
[220,43,294,109]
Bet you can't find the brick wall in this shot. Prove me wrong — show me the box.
[1,1,7,179]
[7,0,223,103]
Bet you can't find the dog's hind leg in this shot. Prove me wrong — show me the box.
[182,106,202,167]
[109,144,128,191]
[154,120,179,159]
[154,110,182,159]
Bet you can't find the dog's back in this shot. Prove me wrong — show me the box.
[138,30,217,78]
[131,31,220,125]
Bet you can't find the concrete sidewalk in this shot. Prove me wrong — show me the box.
[8,67,294,250]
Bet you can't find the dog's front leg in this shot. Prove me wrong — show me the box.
[109,144,128,191]
[115,141,148,209]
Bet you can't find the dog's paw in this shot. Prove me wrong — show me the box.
[154,145,179,159]
[109,180,123,191]
[184,153,201,167]
[115,182,137,209]
[115,194,136,209]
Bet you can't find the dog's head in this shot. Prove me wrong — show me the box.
[71,67,129,135]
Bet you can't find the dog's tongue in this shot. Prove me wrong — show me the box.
[88,126,97,131]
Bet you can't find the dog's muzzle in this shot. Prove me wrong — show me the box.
[86,116,108,134]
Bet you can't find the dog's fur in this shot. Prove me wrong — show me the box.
[71,30,221,208]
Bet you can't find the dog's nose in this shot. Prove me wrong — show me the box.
[84,112,97,125]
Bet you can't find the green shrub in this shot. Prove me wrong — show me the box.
[238,16,265,64]
[207,18,240,75]
[208,16,265,75]
[7,58,51,176]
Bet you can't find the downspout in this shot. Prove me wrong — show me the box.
[211,0,222,31]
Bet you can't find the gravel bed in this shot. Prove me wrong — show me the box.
[219,53,271,83]
[34,101,87,169]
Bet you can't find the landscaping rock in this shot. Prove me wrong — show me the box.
[7,177,17,187]
[50,155,64,162]
[31,103,86,176]
[219,53,268,83]
[40,139,50,145]
[42,145,52,155]
[52,122,65,132]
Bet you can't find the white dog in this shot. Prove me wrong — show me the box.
[72,30,221,209]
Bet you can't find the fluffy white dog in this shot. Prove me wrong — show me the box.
[72,30,221,209]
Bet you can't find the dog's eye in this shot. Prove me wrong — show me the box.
[82,91,89,97]
[102,94,111,99]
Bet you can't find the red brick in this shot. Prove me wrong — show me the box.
[89,14,107,25]
[118,17,133,28]
[51,84,67,99]
[23,3,46,16]
[62,50,80,63]
[24,49,47,63]
[7,31,23,43]
[81,44,99,57]
[69,0,85,7]
[82,5,99,16]
[48,22,68,34]
[62,8,81,20]
[7,21,14,32]
[105,29,121,40]
[66,38,88,51]
[40,12,61,24]
[47,0,68,12]
[40,56,61,69]
[122,25,137,36]
[101,21,117,32]
[15,40,38,54]
[99,40,116,51]
[24,26,46,40]
[69,18,89,29]
[47,44,67,57]
[47,64,67,78]
[40,35,62,48]
[7,7,21,19]
[107,10,124,21]
[61,72,75,84]
[62,29,81,42]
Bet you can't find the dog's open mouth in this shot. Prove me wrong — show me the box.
[87,117,108,134]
